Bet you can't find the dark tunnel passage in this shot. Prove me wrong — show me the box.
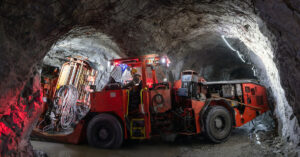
[0,0,300,156]
[167,32,258,81]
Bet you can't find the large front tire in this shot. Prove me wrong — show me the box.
[87,114,123,149]
[204,106,232,143]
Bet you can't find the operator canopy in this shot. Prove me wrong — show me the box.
[109,54,170,88]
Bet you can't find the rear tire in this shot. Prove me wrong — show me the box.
[87,114,123,149]
[204,106,232,143]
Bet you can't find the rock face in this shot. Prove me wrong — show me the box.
[0,0,300,155]
[254,0,300,142]
[43,27,124,91]
[166,32,258,81]
[0,70,43,156]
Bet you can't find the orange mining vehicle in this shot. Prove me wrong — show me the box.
[33,54,269,148]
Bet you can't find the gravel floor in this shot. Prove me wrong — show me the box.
[31,127,280,157]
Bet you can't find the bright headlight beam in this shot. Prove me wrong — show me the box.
[221,35,246,63]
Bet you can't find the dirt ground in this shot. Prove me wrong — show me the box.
[31,127,280,157]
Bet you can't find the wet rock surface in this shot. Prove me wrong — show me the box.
[250,131,300,157]
[247,112,300,156]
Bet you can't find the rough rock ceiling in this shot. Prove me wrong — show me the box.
[45,29,257,87]
[43,27,124,90]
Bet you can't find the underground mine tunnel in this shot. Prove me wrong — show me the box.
[0,0,300,157]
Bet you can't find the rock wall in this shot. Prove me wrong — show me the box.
[0,1,78,156]
[254,0,300,140]
[166,33,257,81]
[0,70,43,156]
[43,27,123,91]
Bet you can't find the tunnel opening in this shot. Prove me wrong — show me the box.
[160,8,300,146]
[168,32,258,82]
[166,31,277,138]
[1,0,300,156]
[31,9,300,156]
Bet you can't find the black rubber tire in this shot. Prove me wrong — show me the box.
[87,114,123,149]
[204,106,232,143]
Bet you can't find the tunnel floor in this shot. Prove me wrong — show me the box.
[31,127,276,157]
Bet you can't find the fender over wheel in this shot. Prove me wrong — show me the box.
[87,114,124,149]
[203,106,232,143]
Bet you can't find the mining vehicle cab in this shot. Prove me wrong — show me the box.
[177,70,202,99]
[88,54,171,148]
[173,70,207,103]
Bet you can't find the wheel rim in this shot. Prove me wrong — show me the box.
[209,114,230,140]
[98,128,109,140]
[214,117,223,129]
[94,124,114,145]
[87,114,124,148]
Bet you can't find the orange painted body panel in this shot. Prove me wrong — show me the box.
[150,89,172,113]
[234,83,269,127]
[173,80,182,89]
[191,100,206,133]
